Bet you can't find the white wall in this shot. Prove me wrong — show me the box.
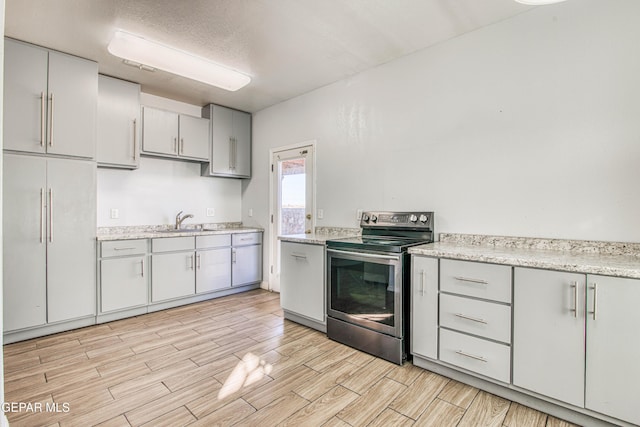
[97,94,242,227]
[245,0,640,243]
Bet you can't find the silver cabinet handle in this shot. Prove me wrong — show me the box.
[420,270,426,296]
[48,93,54,147]
[40,188,45,243]
[40,92,46,147]
[173,137,178,153]
[113,247,136,251]
[232,249,237,264]
[589,283,598,320]
[455,313,488,324]
[229,137,233,169]
[48,188,53,243]
[197,254,201,269]
[132,119,137,160]
[141,259,145,277]
[570,281,578,318]
[291,253,307,260]
[180,138,184,154]
[190,255,194,270]
[454,276,488,285]
[233,138,237,169]
[455,350,487,362]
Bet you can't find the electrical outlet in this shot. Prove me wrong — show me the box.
[206,208,215,217]
[317,209,324,219]
[110,208,119,219]
[356,209,363,220]
[248,208,253,217]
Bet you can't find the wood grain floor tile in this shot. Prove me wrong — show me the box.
[389,369,450,419]
[414,398,466,427]
[337,377,407,426]
[458,391,510,427]
[438,379,480,409]
[504,402,548,427]
[2,290,572,427]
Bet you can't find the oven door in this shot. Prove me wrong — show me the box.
[327,248,403,337]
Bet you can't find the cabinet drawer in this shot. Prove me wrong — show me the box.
[196,234,231,249]
[440,328,511,383]
[440,294,511,344]
[102,239,148,258]
[152,236,195,253]
[441,259,511,303]
[232,232,262,246]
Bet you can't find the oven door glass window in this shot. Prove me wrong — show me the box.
[328,251,402,336]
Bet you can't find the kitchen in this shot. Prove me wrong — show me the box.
[2,0,640,426]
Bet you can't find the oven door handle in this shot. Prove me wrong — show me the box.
[326,248,401,261]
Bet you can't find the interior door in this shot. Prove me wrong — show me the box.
[270,143,315,292]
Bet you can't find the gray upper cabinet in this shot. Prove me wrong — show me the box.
[141,106,209,161]
[3,153,97,334]
[201,104,252,178]
[97,75,141,169]
[3,38,98,159]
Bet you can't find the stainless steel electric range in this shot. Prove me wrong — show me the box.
[326,211,434,364]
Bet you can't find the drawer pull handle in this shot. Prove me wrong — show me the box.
[454,313,488,324]
[420,270,426,296]
[570,282,578,318]
[114,247,136,251]
[291,253,307,260]
[454,276,488,285]
[588,283,598,321]
[141,259,145,277]
[455,350,487,362]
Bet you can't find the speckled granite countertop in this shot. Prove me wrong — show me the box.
[409,233,640,279]
[97,223,264,241]
[278,227,361,245]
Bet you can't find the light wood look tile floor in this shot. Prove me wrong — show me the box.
[3,290,580,427]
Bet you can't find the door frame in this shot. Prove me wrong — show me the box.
[268,140,317,292]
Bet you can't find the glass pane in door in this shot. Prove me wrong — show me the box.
[279,158,306,236]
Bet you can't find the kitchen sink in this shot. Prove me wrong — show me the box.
[157,229,202,233]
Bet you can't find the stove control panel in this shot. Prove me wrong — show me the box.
[360,211,434,229]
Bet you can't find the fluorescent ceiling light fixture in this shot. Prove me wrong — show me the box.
[108,30,251,91]
[514,0,568,4]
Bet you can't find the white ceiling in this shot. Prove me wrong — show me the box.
[5,0,533,113]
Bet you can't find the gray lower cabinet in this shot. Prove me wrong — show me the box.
[231,233,262,286]
[196,235,232,293]
[280,242,325,329]
[411,256,438,360]
[201,104,251,178]
[3,153,96,338]
[97,75,141,168]
[4,38,97,159]
[151,237,196,302]
[513,268,586,407]
[99,240,148,313]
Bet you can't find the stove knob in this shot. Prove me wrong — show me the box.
[409,214,418,223]
[370,215,378,223]
[362,214,370,222]
[419,214,429,223]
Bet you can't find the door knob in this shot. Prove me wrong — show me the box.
[306,214,312,220]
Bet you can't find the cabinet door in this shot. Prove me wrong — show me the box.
[196,248,231,293]
[280,242,325,323]
[47,50,98,159]
[513,267,585,407]
[178,115,209,160]
[232,244,262,286]
[101,256,148,312]
[411,256,438,359]
[2,154,47,331]
[151,252,195,302]
[142,107,179,156]
[232,110,251,177]
[210,105,233,174]
[97,75,140,168]
[46,158,97,323]
[3,39,48,154]
[585,275,640,425]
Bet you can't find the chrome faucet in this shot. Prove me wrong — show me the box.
[175,211,194,230]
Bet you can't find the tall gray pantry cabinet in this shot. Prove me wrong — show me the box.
[3,38,98,343]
